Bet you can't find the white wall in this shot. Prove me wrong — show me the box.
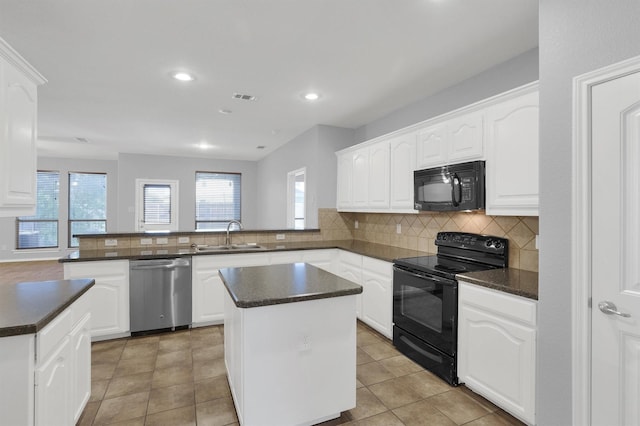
[117,153,258,232]
[0,157,118,261]
[256,125,354,229]
[537,1,640,424]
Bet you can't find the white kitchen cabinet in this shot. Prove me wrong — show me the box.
[0,38,46,217]
[389,133,417,211]
[301,249,337,273]
[335,251,363,319]
[336,152,354,210]
[35,336,72,426]
[485,88,539,216]
[69,312,91,423]
[458,281,536,425]
[416,112,484,169]
[64,260,129,339]
[367,141,390,209]
[192,253,267,326]
[269,250,303,265]
[416,123,448,168]
[361,257,393,338]
[352,149,369,208]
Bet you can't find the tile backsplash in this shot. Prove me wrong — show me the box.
[318,208,538,272]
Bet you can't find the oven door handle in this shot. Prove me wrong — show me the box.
[393,266,452,285]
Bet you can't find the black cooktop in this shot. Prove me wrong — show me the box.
[393,255,499,280]
[393,232,509,280]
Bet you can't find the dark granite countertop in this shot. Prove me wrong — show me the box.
[60,240,430,264]
[219,263,363,308]
[456,268,539,300]
[0,279,95,337]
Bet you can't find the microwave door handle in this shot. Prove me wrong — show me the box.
[451,173,462,206]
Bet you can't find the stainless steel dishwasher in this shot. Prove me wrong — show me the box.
[129,257,192,333]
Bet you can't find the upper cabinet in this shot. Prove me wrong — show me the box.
[416,111,484,169]
[0,38,46,217]
[336,82,539,216]
[485,88,539,216]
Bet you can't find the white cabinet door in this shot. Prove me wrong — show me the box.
[35,336,72,426]
[192,253,268,326]
[361,257,393,338]
[352,149,369,207]
[335,251,362,319]
[458,282,536,425]
[69,313,91,423]
[336,152,353,210]
[368,141,390,209]
[448,112,484,163]
[389,133,417,211]
[416,123,448,168]
[64,260,130,339]
[301,249,337,273]
[485,90,539,216]
[0,41,45,217]
[269,251,303,265]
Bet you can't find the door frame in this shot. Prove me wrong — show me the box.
[572,54,640,425]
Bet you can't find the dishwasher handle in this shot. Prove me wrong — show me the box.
[130,258,191,270]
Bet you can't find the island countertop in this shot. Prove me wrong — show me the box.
[0,278,95,337]
[219,263,363,308]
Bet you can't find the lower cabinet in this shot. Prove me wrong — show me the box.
[361,257,393,339]
[335,251,363,319]
[457,281,537,425]
[63,260,129,339]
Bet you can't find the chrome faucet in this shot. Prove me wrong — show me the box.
[225,220,243,246]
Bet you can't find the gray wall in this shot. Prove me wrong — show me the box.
[256,125,354,229]
[354,48,539,143]
[537,1,640,424]
[0,157,118,261]
[117,153,258,232]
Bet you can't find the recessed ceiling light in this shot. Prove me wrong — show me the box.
[197,141,214,150]
[303,92,320,101]
[172,72,195,82]
[256,145,266,150]
[218,109,232,114]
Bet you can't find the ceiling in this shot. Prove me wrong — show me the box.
[0,0,538,161]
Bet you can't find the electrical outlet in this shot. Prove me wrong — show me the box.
[156,237,168,245]
[396,223,402,234]
[276,234,285,240]
[178,236,190,244]
[354,220,359,229]
[140,250,153,256]
[156,249,168,255]
[104,239,118,246]
[535,235,540,249]
[140,238,153,245]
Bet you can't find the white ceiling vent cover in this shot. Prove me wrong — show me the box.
[232,93,257,101]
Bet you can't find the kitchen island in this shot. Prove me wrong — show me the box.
[219,262,362,426]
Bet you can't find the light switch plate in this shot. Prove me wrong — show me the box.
[140,238,153,245]
[354,220,359,229]
[396,223,402,234]
[178,236,190,244]
[276,234,285,240]
[104,239,118,247]
[156,237,169,245]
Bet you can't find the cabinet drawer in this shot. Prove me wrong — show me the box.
[459,282,536,326]
[37,308,72,361]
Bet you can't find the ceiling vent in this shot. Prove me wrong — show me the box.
[232,93,257,101]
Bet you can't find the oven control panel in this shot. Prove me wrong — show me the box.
[435,232,508,254]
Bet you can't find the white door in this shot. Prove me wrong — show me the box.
[135,179,179,231]
[591,70,640,425]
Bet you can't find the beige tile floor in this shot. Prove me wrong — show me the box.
[78,322,525,426]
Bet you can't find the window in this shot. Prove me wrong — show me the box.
[195,172,241,230]
[16,171,60,249]
[135,179,179,231]
[287,167,305,229]
[69,172,107,247]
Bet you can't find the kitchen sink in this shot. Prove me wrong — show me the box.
[192,244,265,252]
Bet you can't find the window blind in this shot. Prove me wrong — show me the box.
[69,172,107,247]
[144,184,172,225]
[195,172,241,230]
[16,171,60,249]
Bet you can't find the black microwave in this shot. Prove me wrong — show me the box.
[414,160,485,211]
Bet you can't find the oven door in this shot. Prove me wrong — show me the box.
[392,265,457,356]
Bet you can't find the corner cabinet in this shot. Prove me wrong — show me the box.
[457,281,537,425]
[0,37,46,217]
[63,260,130,339]
[485,88,539,216]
